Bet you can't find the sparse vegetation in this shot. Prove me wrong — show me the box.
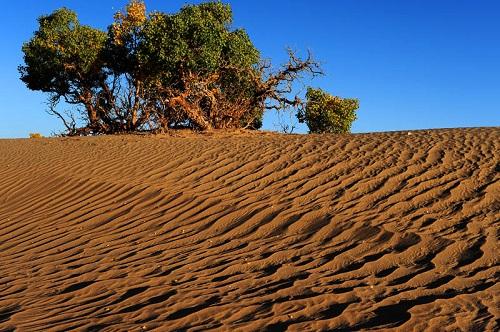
[20,0,358,135]
[29,132,43,138]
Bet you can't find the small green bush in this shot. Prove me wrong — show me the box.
[298,87,359,134]
[29,132,43,138]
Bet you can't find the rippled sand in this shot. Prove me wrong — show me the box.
[0,128,498,331]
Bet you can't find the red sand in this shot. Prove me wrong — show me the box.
[0,128,498,331]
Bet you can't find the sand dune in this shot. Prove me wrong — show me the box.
[0,128,498,331]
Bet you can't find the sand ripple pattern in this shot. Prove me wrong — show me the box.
[0,128,498,331]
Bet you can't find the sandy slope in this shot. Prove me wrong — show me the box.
[0,128,498,331]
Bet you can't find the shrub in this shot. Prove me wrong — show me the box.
[29,133,43,138]
[298,87,359,134]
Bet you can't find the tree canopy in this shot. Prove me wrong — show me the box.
[20,0,358,135]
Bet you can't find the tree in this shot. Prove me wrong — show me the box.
[136,2,263,130]
[19,8,107,134]
[20,1,355,135]
[298,87,359,134]
[19,3,153,135]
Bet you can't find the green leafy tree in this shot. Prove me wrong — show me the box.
[19,8,107,132]
[20,1,354,135]
[298,87,359,134]
[137,2,263,130]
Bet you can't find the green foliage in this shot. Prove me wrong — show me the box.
[105,0,146,75]
[138,3,260,91]
[141,3,236,71]
[298,87,359,134]
[19,8,106,96]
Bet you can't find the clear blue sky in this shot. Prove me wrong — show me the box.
[1,0,499,137]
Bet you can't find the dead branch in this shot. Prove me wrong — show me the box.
[46,97,80,135]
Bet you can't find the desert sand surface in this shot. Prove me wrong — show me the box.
[0,127,498,331]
